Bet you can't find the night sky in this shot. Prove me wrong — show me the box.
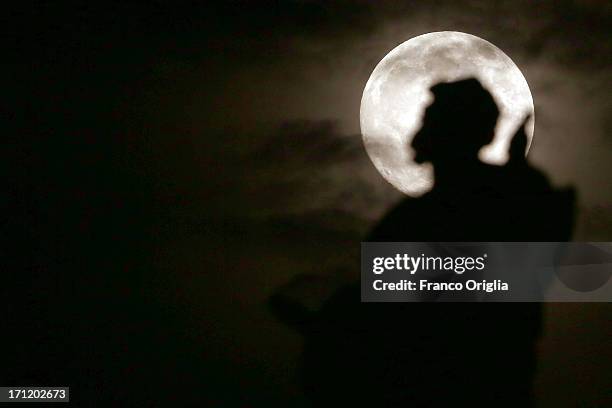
[7,1,612,406]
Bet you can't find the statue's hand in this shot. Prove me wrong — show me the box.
[509,114,531,164]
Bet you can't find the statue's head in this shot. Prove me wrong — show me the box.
[411,78,500,165]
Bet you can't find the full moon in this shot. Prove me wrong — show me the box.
[360,31,535,195]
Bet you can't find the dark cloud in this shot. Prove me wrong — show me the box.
[206,120,398,220]
[254,120,361,168]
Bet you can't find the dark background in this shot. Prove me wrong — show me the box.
[7,1,612,406]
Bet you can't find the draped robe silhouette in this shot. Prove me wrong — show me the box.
[279,78,574,407]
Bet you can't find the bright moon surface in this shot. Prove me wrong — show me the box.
[360,31,535,195]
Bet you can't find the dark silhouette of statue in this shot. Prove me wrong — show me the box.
[272,78,574,407]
